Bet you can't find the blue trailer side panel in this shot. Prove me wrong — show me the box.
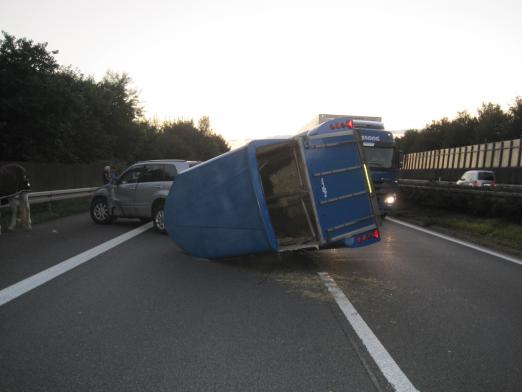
[164,141,279,259]
[165,121,380,259]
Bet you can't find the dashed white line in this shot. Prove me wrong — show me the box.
[0,222,153,307]
[386,217,522,267]
[318,272,419,392]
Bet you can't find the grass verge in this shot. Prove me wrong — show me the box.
[389,201,522,257]
[1,197,91,229]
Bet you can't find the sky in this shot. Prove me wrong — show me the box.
[1,0,522,145]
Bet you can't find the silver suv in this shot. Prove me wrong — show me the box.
[90,160,192,233]
[456,170,496,188]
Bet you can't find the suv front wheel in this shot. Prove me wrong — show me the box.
[90,197,113,224]
[152,201,167,234]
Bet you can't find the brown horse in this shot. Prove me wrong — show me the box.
[0,164,32,235]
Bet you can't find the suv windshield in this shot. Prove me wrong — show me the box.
[363,147,394,169]
[118,167,143,184]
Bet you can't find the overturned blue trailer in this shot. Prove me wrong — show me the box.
[164,117,381,259]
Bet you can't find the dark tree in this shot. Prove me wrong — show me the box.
[474,102,510,144]
[507,97,522,140]
[395,100,520,153]
[0,32,230,165]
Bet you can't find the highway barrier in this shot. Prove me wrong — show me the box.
[0,187,97,209]
[398,180,522,220]
[399,179,522,196]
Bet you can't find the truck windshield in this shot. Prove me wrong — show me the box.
[363,147,394,169]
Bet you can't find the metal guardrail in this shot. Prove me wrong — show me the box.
[0,187,97,209]
[398,179,522,198]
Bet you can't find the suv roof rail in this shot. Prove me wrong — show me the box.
[135,159,187,163]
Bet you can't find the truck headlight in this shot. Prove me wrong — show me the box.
[384,195,396,205]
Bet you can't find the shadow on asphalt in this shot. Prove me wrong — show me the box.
[210,251,335,301]
[214,250,317,273]
[104,218,146,229]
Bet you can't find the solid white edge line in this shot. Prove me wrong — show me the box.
[386,217,522,267]
[0,222,153,307]
[318,272,419,392]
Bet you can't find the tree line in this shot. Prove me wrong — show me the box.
[0,32,230,167]
[396,98,522,154]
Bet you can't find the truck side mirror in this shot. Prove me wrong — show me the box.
[398,150,404,169]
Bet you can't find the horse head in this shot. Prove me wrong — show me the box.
[0,163,31,197]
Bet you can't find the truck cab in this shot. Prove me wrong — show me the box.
[355,121,398,216]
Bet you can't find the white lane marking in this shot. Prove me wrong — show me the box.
[318,272,419,392]
[386,217,522,267]
[0,223,153,307]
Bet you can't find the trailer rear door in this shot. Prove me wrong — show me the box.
[299,130,380,245]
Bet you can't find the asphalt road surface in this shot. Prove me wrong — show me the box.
[0,213,521,391]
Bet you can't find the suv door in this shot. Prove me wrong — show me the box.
[134,164,173,217]
[164,164,178,181]
[113,166,143,216]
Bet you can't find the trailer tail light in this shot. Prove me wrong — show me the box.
[353,229,380,245]
[329,120,353,130]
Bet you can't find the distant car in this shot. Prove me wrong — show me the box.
[456,170,496,188]
[90,159,191,233]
